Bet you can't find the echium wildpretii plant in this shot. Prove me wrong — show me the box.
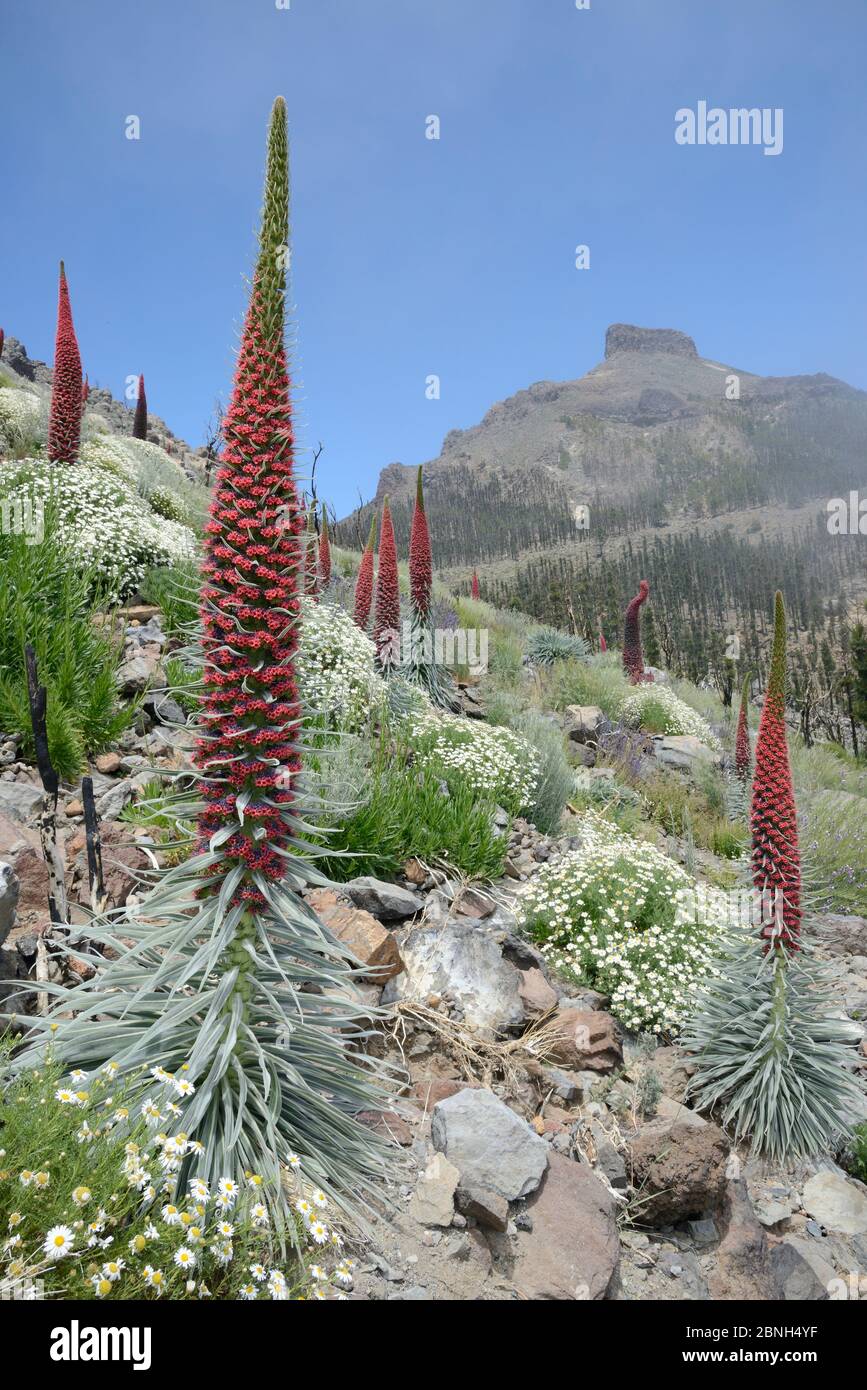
[404,466,454,707]
[353,512,376,629]
[684,592,863,1161]
[622,579,650,684]
[47,261,83,464]
[15,97,394,1235]
[133,373,148,440]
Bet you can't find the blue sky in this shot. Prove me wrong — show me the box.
[2,0,866,513]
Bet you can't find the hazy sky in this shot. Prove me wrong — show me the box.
[2,0,866,512]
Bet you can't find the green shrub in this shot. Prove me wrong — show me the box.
[0,1051,349,1301]
[801,788,867,913]
[493,708,573,835]
[138,561,201,640]
[522,812,729,1033]
[406,706,540,815]
[525,627,589,667]
[147,485,192,526]
[850,1123,867,1184]
[0,521,134,780]
[315,738,508,882]
[619,685,720,747]
[546,653,629,722]
[487,631,524,688]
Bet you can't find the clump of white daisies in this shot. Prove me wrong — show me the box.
[0,1054,354,1302]
[618,684,720,749]
[295,596,388,734]
[0,458,197,603]
[406,706,541,815]
[520,810,731,1033]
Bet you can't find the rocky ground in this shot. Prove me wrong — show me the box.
[1,612,866,1301]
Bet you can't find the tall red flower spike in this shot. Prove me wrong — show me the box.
[133,373,148,440]
[622,579,650,684]
[195,105,302,911]
[0,328,4,360]
[409,466,432,619]
[471,569,480,601]
[735,674,751,782]
[81,375,89,406]
[373,496,400,664]
[751,592,801,951]
[599,629,607,654]
[47,261,83,464]
[304,509,319,600]
[354,511,377,629]
[319,509,332,587]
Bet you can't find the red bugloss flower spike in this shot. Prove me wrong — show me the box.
[354,511,377,629]
[409,466,432,619]
[47,261,83,464]
[471,569,480,601]
[623,579,650,684]
[735,674,751,782]
[133,373,148,439]
[751,592,801,951]
[319,510,331,587]
[373,496,400,664]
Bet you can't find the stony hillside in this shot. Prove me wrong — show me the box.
[0,334,207,482]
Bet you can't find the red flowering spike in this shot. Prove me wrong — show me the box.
[81,375,89,406]
[409,466,432,619]
[319,510,331,587]
[0,328,4,360]
[373,496,400,665]
[735,674,751,782]
[133,373,148,440]
[599,630,607,654]
[354,512,377,629]
[751,592,801,951]
[195,99,303,909]
[622,579,650,684]
[304,509,319,600]
[47,261,83,463]
[471,569,480,601]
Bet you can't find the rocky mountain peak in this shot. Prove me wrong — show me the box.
[604,324,698,360]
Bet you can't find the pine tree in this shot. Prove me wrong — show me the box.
[17,97,390,1227]
[47,261,83,463]
[851,620,867,730]
[132,373,148,440]
[353,512,376,629]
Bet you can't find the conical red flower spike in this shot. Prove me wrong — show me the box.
[735,674,751,782]
[373,496,400,665]
[623,580,649,684]
[47,261,83,463]
[81,375,90,405]
[319,510,331,587]
[409,467,432,619]
[471,569,480,601]
[751,592,801,951]
[133,373,148,440]
[354,512,377,629]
